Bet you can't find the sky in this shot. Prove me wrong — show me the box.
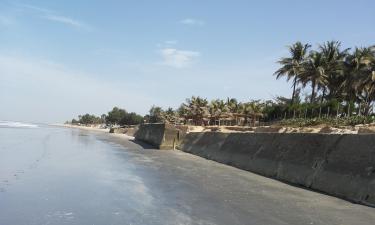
[0,0,374,123]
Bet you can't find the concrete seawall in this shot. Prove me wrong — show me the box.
[134,123,185,149]
[178,132,375,206]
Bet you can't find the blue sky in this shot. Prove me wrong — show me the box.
[0,0,374,123]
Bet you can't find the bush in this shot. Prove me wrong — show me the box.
[278,116,375,127]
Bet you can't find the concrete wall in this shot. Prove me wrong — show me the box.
[109,127,138,136]
[178,132,375,206]
[134,123,185,149]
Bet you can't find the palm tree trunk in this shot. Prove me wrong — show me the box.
[347,102,351,117]
[320,87,326,105]
[291,76,297,105]
[364,90,370,116]
[310,81,316,103]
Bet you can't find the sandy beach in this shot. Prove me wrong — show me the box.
[2,124,374,225]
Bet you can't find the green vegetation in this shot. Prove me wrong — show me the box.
[279,116,375,127]
[145,41,375,127]
[144,97,268,126]
[70,114,104,125]
[69,107,143,126]
[68,41,375,128]
[275,41,375,116]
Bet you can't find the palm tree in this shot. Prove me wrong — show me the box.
[164,107,177,124]
[240,100,264,126]
[274,42,311,104]
[185,96,209,125]
[319,41,349,101]
[301,51,328,103]
[346,47,375,115]
[209,99,228,126]
[226,98,239,113]
[226,98,240,125]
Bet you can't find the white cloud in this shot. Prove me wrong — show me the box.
[43,15,88,29]
[180,18,205,26]
[15,3,54,14]
[159,48,200,68]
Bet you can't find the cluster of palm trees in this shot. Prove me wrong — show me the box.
[145,41,375,127]
[147,97,267,126]
[275,41,375,116]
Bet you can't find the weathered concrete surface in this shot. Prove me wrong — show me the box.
[1,126,375,225]
[134,123,185,149]
[311,135,375,205]
[109,126,138,136]
[179,132,375,206]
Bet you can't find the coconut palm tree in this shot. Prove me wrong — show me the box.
[185,96,209,125]
[319,41,349,101]
[274,42,311,104]
[164,107,177,124]
[300,51,328,103]
[226,98,239,113]
[346,47,375,115]
[240,100,264,126]
[209,99,226,126]
[177,104,189,124]
[226,97,240,125]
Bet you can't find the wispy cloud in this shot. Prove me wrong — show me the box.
[43,15,86,29]
[159,48,200,68]
[15,3,54,13]
[15,3,90,30]
[180,18,205,26]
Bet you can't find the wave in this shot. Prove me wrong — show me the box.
[0,121,38,128]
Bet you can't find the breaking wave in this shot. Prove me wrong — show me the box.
[0,121,38,128]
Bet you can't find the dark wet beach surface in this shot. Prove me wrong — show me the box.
[0,126,374,225]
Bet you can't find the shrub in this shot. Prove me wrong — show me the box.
[278,116,375,127]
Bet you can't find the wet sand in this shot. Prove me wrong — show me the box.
[0,125,374,225]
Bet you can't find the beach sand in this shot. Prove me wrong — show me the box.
[52,124,135,140]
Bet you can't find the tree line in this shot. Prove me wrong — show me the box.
[146,41,375,126]
[144,97,274,126]
[275,41,375,116]
[69,107,143,126]
[69,41,375,127]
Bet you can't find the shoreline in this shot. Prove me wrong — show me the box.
[55,124,110,133]
[52,124,135,140]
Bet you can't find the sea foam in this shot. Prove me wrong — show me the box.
[0,121,38,128]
